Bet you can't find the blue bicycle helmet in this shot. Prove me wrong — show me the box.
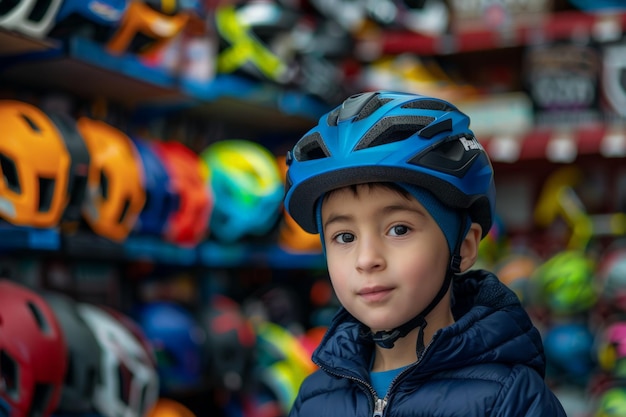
[284,90,495,237]
[283,90,496,350]
[131,137,179,237]
[51,0,128,42]
[135,301,205,394]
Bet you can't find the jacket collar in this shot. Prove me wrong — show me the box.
[312,269,546,380]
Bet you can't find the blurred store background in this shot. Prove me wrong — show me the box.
[1,0,626,416]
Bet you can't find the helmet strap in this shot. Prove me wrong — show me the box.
[370,264,455,353]
[370,213,468,354]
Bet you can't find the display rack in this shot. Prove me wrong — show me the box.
[0,226,325,268]
[1,8,625,268]
[370,10,626,55]
[0,28,330,268]
[0,30,330,131]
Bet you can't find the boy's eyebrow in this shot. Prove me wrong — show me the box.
[323,204,426,230]
[381,204,428,218]
[323,213,353,230]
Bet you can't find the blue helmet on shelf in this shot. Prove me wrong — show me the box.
[135,301,205,394]
[51,0,129,41]
[283,90,496,238]
[543,322,595,382]
[131,137,179,237]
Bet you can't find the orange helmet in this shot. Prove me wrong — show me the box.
[276,155,321,253]
[0,100,71,228]
[106,0,189,56]
[77,117,145,241]
[151,140,212,246]
[147,398,196,417]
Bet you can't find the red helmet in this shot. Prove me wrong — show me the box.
[151,140,212,246]
[0,280,67,417]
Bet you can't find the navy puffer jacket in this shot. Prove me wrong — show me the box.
[289,270,566,417]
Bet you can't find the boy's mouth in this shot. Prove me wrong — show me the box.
[358,286,394,302]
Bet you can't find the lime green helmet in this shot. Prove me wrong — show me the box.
[531,250,598,315]
[200,140,284,243]
[596,388,626,417]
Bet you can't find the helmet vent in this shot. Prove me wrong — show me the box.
[327,93,393,126]
[99,169,109,199]
[138,383,149,416]
[29,383,54,417]
[402,99,456,112]
[27,0,54,23]
[37,177,55,213]
[118,361,133,405]
[118,199,131,224]
[352,97,393,122]
[0,350,17,396]
[294,132,330,161]
[355,116,435,150]
[65,354,75,386]
[27,301,51,334]
[20,114,41,133]
[327,108,340,126]
[0,154,21,193]
[85,367,96,397]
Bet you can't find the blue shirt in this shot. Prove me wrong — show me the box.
[370,366,408,398]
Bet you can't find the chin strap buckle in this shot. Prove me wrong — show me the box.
[371,329,401,349]
[371,316,427,349]
[450,254,462,274]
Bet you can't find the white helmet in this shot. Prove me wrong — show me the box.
[0,0,64,38]
[77,303,159,417]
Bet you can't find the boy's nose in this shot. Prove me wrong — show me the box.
[355,238,386,272]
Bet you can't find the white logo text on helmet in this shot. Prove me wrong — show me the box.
[459,136,483,151]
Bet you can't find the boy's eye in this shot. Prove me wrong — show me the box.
[334,232,355,243]
[389,225,409,236]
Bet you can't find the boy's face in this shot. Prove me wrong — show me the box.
[321,184,450,333]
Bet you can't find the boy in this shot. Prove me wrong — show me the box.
[283,91,566,416]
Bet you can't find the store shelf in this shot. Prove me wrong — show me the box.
[181,75,330,130]
[0,33,330,130]
[371,10,626,56]
[124,235,198,266]
[197,241,325,269]
[0,34,184,106]
[0,226,324,268]
[0,28,59,55]
[481,122,626,163]
[62,231,126,259]
[0,224,60,251]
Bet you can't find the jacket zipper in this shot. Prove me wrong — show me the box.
[315,334,438,417]
[376,334,439,416]
[373,398,387,417]
[315,363,382,416]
